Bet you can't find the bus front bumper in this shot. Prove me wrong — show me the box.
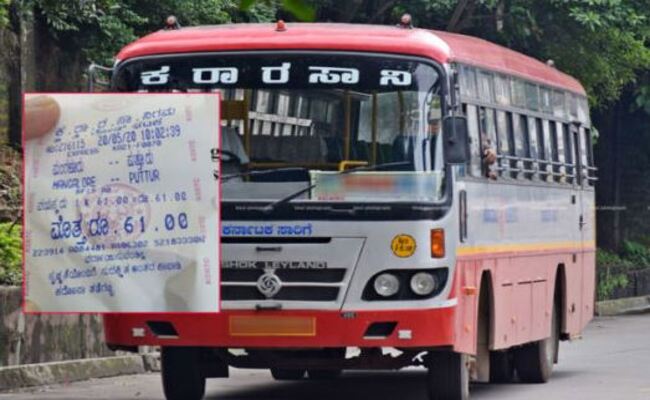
[103,306,456,349]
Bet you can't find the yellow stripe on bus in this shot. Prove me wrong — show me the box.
[456,240,596,256]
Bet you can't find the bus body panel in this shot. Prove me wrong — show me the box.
[103,307,455,348]
[452,177,595,354]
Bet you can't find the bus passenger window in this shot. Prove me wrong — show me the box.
[525,82,539,111]
[494,74,511,106]
[479,107,498,179]
[496,110,510,177]
[506,112,518,178]
[511,78,526,108]
[517,114,532,179]
[478,70,495,103]
[552,90,565,119]
[583,128,595,185]
[549,121,561,182]
[563,123,574,184]
[527,117,540,179]
[539,87,553,114]
[465,104,482,177]
[459,65,478,99]
[538,118,554,182]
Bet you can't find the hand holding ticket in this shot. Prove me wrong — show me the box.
[23,93,220,312]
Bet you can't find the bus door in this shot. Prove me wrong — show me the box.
[570,124,583,242]
[574,123,596,322]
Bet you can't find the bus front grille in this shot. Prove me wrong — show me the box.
[220,268,346,302]
[221,286,340,302]
[220,237,365,309]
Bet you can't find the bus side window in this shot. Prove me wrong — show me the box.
[527,116,539,180]
[478,70,495,103]
[517,114,532,179]
[466,104,483,177]
[494,74,511,106]
[506,112,518,178]
[525,82,540,112]
[459,65,478,99]
[562,123,574,184]
[496,110,510,177]
[583,127,596,185]
[479,107,498,178]
[552,90,565,119]
[549,121,562,183]
[542,120,553,182]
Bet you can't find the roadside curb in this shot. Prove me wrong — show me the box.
[0,355,151,392]
[595,295,650,316]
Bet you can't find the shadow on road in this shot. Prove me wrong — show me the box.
[210,370,428,400]
[207,368,585,400]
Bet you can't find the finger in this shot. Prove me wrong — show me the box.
[24,95,61,141]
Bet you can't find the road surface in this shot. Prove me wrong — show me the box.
[2,314,649,400]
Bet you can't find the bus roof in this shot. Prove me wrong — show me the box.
[116,23,586,96]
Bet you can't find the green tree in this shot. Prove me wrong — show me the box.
[0,0,9,29]
[26,0,279,65]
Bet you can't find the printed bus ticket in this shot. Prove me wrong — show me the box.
[23,93,220,312]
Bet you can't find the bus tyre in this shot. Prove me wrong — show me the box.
[426,351,469,400]
[514,302,559,383]
[270,368,306,380]
[307,369,342,380]
[489,350,515,383]
[161,347,206,400]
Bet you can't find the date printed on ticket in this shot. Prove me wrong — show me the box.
[23,93,220,312]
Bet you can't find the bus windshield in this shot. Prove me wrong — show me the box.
[114,52,445,204]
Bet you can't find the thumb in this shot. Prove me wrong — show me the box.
[24,95,61,141]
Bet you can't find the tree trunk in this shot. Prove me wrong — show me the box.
[5,0,24,146]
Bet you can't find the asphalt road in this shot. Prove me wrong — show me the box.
[3,314,649,400]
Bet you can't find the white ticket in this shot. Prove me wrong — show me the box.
[23,93,220,312]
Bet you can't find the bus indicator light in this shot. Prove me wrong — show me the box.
[430,229,445,258]
[391,234,416,258]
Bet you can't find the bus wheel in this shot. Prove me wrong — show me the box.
[270,368,306,380]
[514,301,559,383]
[161,347,206,400]
[489,350,515,383]
[426,351,470,400]
[307,369,342,380]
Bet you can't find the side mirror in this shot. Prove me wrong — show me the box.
[442,115,470,164]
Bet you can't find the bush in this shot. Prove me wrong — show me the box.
[596,248,630,300]
[596,248,634,269]
[620,240,650,268]
[0,222,22,286]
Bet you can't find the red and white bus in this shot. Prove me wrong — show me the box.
[101,21,596,400]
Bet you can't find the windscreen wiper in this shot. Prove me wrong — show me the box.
[261,161,412,213]
[220,167,308,182]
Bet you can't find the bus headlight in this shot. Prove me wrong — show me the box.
[410,272,438,296]
[374,273,400,297]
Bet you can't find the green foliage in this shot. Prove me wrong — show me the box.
[28,0,279,65]
[621,240,650,268]
[596,248,631,300]
[633,81,650,114]
[596,242,650,300]
[596,248,634,269]
[0,0,9,29]
[596,267,628,301]
[597,241,650,269]
[23,0,650,105]
[284,0,650,108]
[281,0,314,21]
[457,0,650,108]
[0,223,22,286]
